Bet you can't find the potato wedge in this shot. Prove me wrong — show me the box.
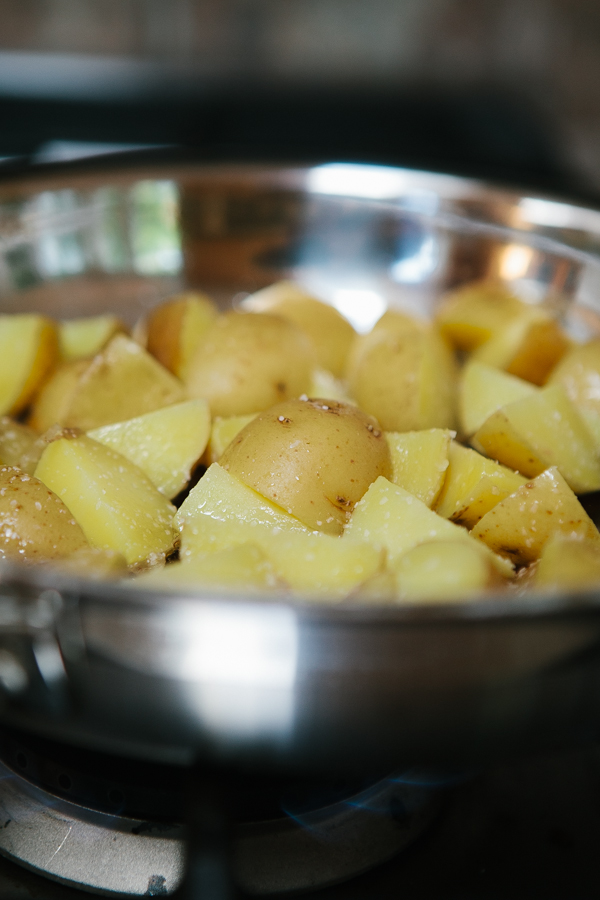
[547,339,600,443]
[145,292,219,380]
[472,384,600,492]
[459,360,538,437]
[0,315,58,416]
[435,442,527,527]
[0,465,88,562]
[473,308,569,385]
[185,311,315,417]
[385,429,452,507]
[534,535,600,590]
[219,398,392,535]
[243,281,356,377]
[471,467,600,565]
[35,434,176,566]
[395,539,506,602]
[30,334,185,433]
[59,315,125,362]
[435,281,525,351]
[88,399,210,499]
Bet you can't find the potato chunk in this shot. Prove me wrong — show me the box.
[347,319,457,432]
[385,429,452,507]
[435,281,525,351]
[207,414,257,465]
[137,544,276,592]
[185,311,315,417]
[88,399,210,499]
[243,281,356,377]
[145,292,219,380]
[473,308,569,385]
[59,315,125,362]
[435,442,527,527]
[395,539,506,602]
[471,467,600,565]
[219,398,392,535]
[0,466,88,562]
[547,339,600,443]
[459,360,537,437]
[35,435,176,566]
[0,315,58,416]
[534,535,600,590]
[472,384,600,492]
[30,334,185,433]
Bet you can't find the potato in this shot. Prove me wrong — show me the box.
[185,311,315,417]
[0,314,58,416]
[58,315,125,362]
[435,281,525,351]
[88,399,210,499]
[435,442,527,527]
[547,339,600,443]
[136,543,277,592]
[0,465,89,562]
[35,434,176,566]
[145,292,219,380]
[0,418,40,469]
[243,281,356,377]
[176,462,309,563]
[472,384,600,492]
[473,307,569,385]
[534,535,600,590]
[219,398,392,535]
[347,319,457,432]
[394,539,506,602]
[471,467,600,565]
[54,546,129,580]
[459,360,537,437]
[206,414,257,465]
[385,429,452,507]
[30,334,185,433]
[309,368,354,405]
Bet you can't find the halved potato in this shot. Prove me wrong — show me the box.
[243,281,356,377]
[0,315,59,416]
[472,384,600,492]
[435,442,527,527]
[394,539,506,602]
[0,465,89,562]
[434,281,525,351]
[145,292,219,380]
[88,399,210,499]
[35,434,177,566]
[30,334,185,433]
[385,429,452,507]
[459,360,538,437]
[471,467,600,565]
[58,315,125,362]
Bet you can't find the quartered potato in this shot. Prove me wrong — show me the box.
[30,334,185,432]
[0,314,58,417]
[395,539,507,602]
[219,398,392,535]
[58,315,125,362]
[459,360,538,437]
[144,292,219,380]
[534,535,600,591]
[385,429,452,508]
[435,281,526,351]
[547,339,600,443]
[137,543,277,592]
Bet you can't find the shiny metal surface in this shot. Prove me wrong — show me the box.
[1,160,600,772]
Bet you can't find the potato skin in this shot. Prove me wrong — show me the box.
[184,312,315,417]
[220,398,392,535]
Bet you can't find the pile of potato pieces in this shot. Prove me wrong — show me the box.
[1,277,600,603]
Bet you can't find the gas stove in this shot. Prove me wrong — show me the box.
[0,733,598,899]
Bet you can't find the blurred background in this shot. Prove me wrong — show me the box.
[1,0,600,194]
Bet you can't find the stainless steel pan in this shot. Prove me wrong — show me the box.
[1,159,600,775]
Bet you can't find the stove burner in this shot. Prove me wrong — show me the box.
[0,732,440,896]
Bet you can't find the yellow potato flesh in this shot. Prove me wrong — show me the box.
[309,368,353,405]
[185,311,315,417]
[473,309,569,385]
[35,435,176,566]
[145,292,218,380]
[176,462,309,562]
[31,335,185,433]
[244,281,356,377]
[534,535,600,590]
[395,539,503,603]
[385,429,452,507]
[207,414,257,465]
[59,315,125,362]
[0,315,59,417]
[435,442,527,527]
[459,360,538,437]
[0,465,88,562]
[472,384,600,492]
[55,546,129,580]
[137,543,277,592]
[435,281,526,351]
[219,398,392,535]
[471,467,600,565]
[88,399,210,499]
[547,339,600,441]
[348,323,457,432]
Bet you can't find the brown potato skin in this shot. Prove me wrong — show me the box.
[184,312,315,417]
[220,398,392,535]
